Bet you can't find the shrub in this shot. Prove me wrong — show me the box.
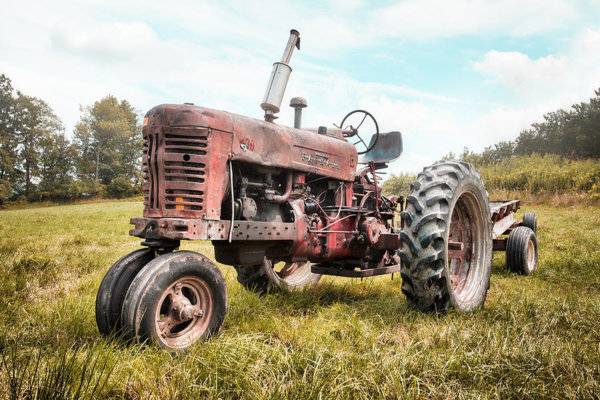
[476,154,600,195]
[382,173,415,196]
[106,176,136,198]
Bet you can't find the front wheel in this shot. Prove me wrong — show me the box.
[96,248,154,336]
[399,161,493,312]
[121,251,227,350]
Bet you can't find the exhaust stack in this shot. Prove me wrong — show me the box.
[261,29,300,122]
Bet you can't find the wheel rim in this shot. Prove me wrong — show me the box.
[526,239,536,271]
[447,191,486,303]
[154,276,213,348]
[267,260,315,287]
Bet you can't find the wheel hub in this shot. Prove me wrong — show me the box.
[155,277,212,346]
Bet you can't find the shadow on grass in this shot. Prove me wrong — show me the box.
[227,277,432,329]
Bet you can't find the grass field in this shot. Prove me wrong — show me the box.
[0,200,599,399]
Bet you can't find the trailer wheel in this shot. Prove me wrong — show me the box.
[506,226,538,275]
[121,251,227,350]
[235,259,321,294]
[522,212,537,233]
[96,248,154,336]
[399,161,493,313]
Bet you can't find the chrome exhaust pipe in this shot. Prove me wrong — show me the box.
[261,29,300,122]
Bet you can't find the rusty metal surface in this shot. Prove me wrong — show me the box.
[492,212,517,239]
[155,276,212,348]
[229,110,357,181]
[142,111,232,221]
[142,103,358,223]
[489,200,523,239]
[131,217,297,241]
[493,238,506,251]
[311,264,400,277]
[490,200,520,222]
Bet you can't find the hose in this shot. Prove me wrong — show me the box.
[228,160,234,243]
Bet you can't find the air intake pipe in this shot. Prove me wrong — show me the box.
[261,29,300,122]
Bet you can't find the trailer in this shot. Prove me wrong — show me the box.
[490,200,538,275]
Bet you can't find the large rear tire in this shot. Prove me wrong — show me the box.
[399,161,493,312]
[235,259,321,294]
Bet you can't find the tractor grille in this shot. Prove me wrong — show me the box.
[143,127,208,215]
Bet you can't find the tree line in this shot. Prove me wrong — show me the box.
[0,73,142,203]
[446,88,600,166]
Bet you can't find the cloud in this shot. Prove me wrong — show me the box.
[474,51,569,94]
[473,28,600,107]
[367,0,581,40]
[51,21,158,61]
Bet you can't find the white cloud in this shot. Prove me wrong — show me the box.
[368,0,581,40]
[51,21,158,60]
[474,28,600,107]
[474,51,569,93]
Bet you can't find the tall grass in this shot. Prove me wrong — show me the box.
[477,154,600,199]
[383,155,600,204]
[0,339,116,400]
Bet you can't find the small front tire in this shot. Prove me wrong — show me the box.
[121,251,227,350]
[96,249,154,336]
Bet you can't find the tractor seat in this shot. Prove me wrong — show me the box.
[359,131,403,164]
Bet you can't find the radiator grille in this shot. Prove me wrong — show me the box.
[143,127,208,214]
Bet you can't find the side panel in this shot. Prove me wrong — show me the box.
[229,112,357,181]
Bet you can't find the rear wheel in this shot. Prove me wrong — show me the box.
[235,259,320,294]
[399,161,493,312]
[121,251,227,350]
[96,249,154,336]
[506,226,538,275]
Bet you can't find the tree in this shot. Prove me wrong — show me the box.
[36,133,77,201]
[0,74,18,200]
[513,89,600,159]
[73,96,142,196]
[12,95,64,199]
[382,173,415,196]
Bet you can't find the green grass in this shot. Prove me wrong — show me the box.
[0,200,599,399]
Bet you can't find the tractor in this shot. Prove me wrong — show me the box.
[96,30,539,350]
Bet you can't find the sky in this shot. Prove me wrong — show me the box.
[2,0,600,173]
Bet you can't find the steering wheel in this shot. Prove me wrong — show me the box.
[339,109,379,155]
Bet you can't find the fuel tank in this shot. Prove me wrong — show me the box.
[145,104,358,182]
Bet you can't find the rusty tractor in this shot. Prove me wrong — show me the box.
[96,30,539,350]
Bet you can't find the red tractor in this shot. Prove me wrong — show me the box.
[96,30,539,350]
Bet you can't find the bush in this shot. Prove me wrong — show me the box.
[106,176,136,198]
[382,173,415,197]
[476,154,600,195]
